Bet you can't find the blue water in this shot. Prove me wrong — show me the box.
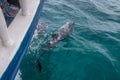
[16,0,120,80]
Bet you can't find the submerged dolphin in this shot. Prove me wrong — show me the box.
[44,22,74,49]
[38,22,74,71]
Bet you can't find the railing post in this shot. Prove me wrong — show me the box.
[0,8,13,47]
[19,0,29,16]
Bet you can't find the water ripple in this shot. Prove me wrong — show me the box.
[18,0,120,80]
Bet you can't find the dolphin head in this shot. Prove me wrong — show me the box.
[66,22,74,28]
[63,22,74,35]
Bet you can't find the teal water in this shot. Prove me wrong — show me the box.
[16,0,120,80]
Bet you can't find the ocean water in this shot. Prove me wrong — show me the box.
[16,0,120,80]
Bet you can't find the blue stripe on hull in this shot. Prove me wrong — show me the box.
[1,0,45,80]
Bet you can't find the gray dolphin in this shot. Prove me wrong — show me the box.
[45,22,74,49]
[37,22,74,71]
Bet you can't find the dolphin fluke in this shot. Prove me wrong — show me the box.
[37,59,42,71]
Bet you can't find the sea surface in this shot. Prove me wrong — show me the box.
[15,0,120,80]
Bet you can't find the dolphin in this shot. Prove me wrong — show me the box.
[44,22,74,49]
[37,22,74,71]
